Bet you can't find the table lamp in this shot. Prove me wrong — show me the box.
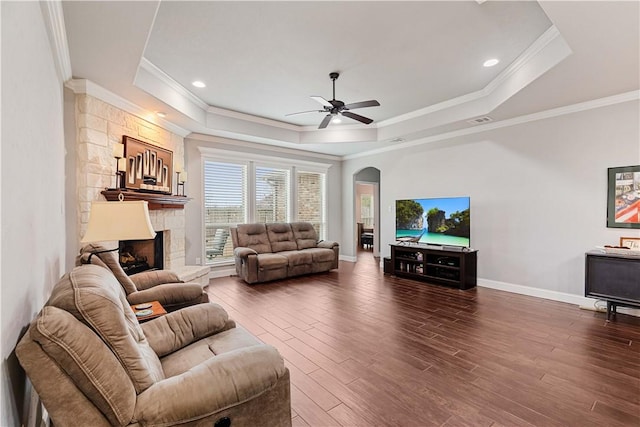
[81,198,156,262]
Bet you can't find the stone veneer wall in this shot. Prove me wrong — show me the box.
[75,94,186,269]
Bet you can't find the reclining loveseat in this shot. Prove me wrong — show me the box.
[231,222,339,284]
[16,264,291,426]
[78,243,209,312]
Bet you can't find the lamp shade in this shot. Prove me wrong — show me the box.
[81,201,156,243]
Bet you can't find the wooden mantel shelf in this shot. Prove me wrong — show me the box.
[101,189,191,210]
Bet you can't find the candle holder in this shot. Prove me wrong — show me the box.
[112,143,125,189]
[175,172,186,196]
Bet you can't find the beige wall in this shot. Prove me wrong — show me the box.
[1,7,191,423]
[1,2,67,425]
[342,100,640,300]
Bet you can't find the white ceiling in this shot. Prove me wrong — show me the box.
[61,1,639,157]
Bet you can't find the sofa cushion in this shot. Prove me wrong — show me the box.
[266,223,298,252]
[47,265,165,393]
[278,250,313,266]
[141,303,230,358]
[302,247,336,263]
[236,223,272,254]
[134,345,287,426]
[291,222,318,249]
[31,306,136,426]
[160,327,263,378]
[256,253,288,270]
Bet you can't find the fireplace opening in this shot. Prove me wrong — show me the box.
[119,231,163,275]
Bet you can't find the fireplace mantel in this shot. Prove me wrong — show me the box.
[101,189,191,210]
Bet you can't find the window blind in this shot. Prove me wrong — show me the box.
[203,161,247,263]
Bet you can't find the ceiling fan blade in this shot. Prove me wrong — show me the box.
[341,111,374,125]
[318,114,333,129]
[311,96,333,108]
[285,110,324,116]
[344,100,380,110]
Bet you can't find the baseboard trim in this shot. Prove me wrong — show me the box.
[340,255,357,263]
[478,278,640,317]
[208,266,236,279]
[477,278,588,305]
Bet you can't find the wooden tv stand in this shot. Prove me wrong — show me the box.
[390,243,477,290]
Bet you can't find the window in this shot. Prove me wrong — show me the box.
[255,166,290,223]
[201,150,330,265]
[203,161,247,263]
[297,171,326,240]
[360,194,374,228]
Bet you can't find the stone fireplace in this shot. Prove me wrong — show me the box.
[73,90,209,287]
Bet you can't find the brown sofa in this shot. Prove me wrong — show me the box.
[16,264,291,426]
[231,222,339,284]
[78,243,209,312]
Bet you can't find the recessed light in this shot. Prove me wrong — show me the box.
[332,117,342,124]
[156,112,167,118]
[483,58,499,67]
[192,80,206,88]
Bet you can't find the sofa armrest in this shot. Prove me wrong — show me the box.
[234,247,258,258]
[317,240,339,249]
[127,283,206,308]
[130,270,183,291]
[141,303,229,357]
[134,345,286,425]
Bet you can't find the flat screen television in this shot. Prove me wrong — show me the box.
[396,197,470,247]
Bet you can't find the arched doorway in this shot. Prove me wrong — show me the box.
[354,167,380,258]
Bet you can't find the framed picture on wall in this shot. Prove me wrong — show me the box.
[607,165,640,229]
[123,136,173,194]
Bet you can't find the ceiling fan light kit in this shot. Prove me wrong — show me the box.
[287,72,380,129]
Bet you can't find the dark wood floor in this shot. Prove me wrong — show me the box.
[206,251,640,427]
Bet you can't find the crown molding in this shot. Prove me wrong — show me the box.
[377,25,566,128]
[40,0,72,82]
[138,58,209,111]
[197,145,333,171]
[138,57,308,133]
[134,25,569,147]
[206,105,301,131]
[139,58,374,133]
[189,133,341,162]
[344,90,640,160]
[132,24,571,151]
[484,25,563,95]
[65,79,191,137]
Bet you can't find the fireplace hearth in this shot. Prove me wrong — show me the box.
[119,231,163,275]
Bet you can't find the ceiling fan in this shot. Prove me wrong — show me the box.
[287,72,380,129]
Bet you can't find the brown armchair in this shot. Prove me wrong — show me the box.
[16,264,292,426]
[78,243,209,312]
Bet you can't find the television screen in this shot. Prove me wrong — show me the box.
[396,197,470,247]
